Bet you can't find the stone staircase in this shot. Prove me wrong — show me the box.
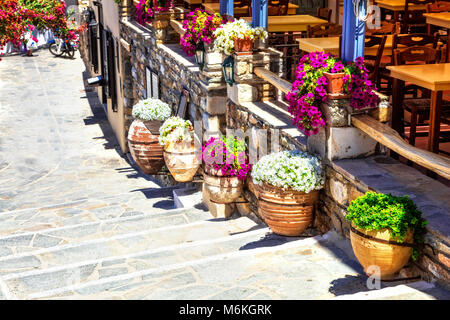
[0,187,448,300]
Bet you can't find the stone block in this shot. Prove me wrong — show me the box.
[200,95,227,115]
[327,127,378,161]
[204,51,224,66]
[329,178,349,206]
[321,99,351,127]
[227,83,259,105]
[306,127,326,158]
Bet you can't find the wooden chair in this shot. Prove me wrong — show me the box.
[233,0,252,18]
[364,35,388,85]
[393,46,450,146]
[268,0,289,16]
[317,7,332,22]
[365,21,400,36]
[401,0,433,34]
[306,23,342,38]
[426,1,450,61]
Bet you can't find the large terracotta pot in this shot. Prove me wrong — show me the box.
[350,224,414,280]
[203,173,243,204]
[234,38,254,56]
[163,141,201,182]
[127,119,164,175]
[323,72,351,99]
[254,183,319,236]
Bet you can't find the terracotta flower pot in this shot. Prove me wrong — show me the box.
[350,224,414,280]
[203,173,243,204]
[127,119,165,175]
[163,141,200,182]
[323,72,350,99]
[254,183,319,236]
[234,38,254,56]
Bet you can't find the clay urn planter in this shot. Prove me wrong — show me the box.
[349,224,415,280]
[234,38,254,56]
[203,170,244,204]
[164,141,200,183]
[345,191,427,280]
[251,150,325,237]
[323,72,351,99]
[254,183,319,236]
[128,119,165,175]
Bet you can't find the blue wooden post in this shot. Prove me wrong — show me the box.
[341,0,366,62]
[252,0,268,29]
[220,0,234,17]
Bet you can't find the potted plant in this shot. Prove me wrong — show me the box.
[202,135,251,204]
[180,9,232,58]
[136,0,173,27]
[345,191,427,280]
[286,52,380,136]
[213,19,268,56]
[127,98,172,175]
[159,116,200,182]
[251,150,325,236]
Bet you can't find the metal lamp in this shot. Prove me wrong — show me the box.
[195,42,205,70]
[222,55,234,86]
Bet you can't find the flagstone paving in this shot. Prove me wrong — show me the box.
[0,50,449,300]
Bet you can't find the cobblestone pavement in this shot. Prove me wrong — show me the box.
[0,50,449,300]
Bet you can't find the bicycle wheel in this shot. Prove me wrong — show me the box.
[66,46,75,58]
[49,43,63,56]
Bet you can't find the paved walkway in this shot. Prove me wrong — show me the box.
[0,49,448,300]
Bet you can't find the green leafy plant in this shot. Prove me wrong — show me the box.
[345,191,428,260]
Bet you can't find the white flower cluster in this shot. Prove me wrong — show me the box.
[132,98,172,121]
[213,19,268,55]
[159,116,194,146]
[251,150,325,193]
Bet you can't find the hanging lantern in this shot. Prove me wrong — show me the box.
[195,42,205,70]
[222,55,234,86]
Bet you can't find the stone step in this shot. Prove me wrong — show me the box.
[0,187,181,237]
[1,226,272,299]
[0,206,213,258]
[0,212,260,277]
[10,233,365,300]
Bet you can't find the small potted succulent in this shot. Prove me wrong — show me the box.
[213,19,268,56]
[346,191,427,280]
[251,150,325,236]
[159,116,200,182]
[286,51,380,136]
[127,98,172,175]
[202,135,251,204]
[180,9,231,58]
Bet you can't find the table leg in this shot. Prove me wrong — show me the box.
[428,90,443,154]
[390,77,405,159]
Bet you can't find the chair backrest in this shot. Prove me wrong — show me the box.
[317,7,332,22]
[233,0,252,18]
[402,0,433,33]
[393,45,440,65]
[392,33,438,56]
[426,1,450,12]
[366,21,400,35]
[268,0,290,16]
[307,23,342,38]
[364,35,388,82]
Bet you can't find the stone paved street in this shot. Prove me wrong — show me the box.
[0,49,449,300]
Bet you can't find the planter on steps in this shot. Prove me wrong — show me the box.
[350,224,414,280]
[203,173,243,204]
[163,141,200,182]
[254,183,319,236]
[127,119,165,175]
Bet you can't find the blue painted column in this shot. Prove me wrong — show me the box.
[220,0,234,17]
[252,0,268,29]
[341,0,366,62]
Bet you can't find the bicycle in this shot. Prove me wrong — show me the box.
[48,37,77,58]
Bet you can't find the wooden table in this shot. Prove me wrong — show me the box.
[387,63,450,153]
[375,0,427,22]
[297,34,400,56]
[242,15,328,32]
[424,12,450,61]
[202,2,299,15]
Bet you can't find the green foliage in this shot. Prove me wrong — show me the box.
[346,191,428,260]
